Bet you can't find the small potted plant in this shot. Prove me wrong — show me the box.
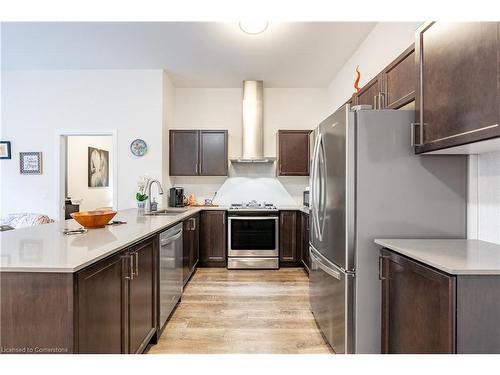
[136,176,149,210]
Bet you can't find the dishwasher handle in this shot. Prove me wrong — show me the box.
[160,229,182,246]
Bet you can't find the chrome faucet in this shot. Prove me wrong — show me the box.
[145,179,164,212]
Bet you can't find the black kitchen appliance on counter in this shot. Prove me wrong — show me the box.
[168,187,185,207]
[303,189,310,207]
[64,197,80,220]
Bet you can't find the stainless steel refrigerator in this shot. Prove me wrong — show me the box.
[309,105,467,354]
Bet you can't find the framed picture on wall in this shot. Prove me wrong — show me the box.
[88,147,109,187]
[20,152,42,174]
[0,141,11,159]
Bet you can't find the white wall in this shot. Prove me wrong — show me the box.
[162,72,176,201]
[66,135,114,211]
[327,22,421,112]
[170,87,330,205]
[468,152,500,244]
[1,70,165,219]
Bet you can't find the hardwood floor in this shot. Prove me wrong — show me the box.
[148,268,332,354]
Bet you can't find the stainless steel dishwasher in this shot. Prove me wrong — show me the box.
[159,223,183,330]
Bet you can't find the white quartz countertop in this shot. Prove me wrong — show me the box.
[0,207,212,273]
[374,239,500,275]
[278,205,309,214]
[0,205,308,273]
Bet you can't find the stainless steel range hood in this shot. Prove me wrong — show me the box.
[230,80,275,163]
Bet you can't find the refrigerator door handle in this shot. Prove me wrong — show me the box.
[317,135,327,240]
[310,133,321,237]
[310,248,341,280]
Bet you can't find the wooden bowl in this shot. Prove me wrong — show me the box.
[70,210,117,229]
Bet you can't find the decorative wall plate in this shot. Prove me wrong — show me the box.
[20,152,42,174]
[130,139,148,157]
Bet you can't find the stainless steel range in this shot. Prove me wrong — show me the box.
[227,201,279,269]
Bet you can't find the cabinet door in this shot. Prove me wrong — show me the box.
[383,44,415,109]
[199,211,227,267]
[415,22,500,153]
[169,130,199,176]
[199,130,228,176]
[182,218,192,285]
[190,214,200,271]
[380,249,456,354]
[128,237,157,354]
[301,212,310,272]
[355,74,383,109]
[279,211,298,264]
[77,251,128,354]
[278,130,311,176]
[182,215,199,285]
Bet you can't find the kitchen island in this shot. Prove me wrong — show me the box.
[1,204,309,354]
[0,207,222,354]
[375,238,500,354]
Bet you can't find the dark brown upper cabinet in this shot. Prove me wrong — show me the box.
[414,22,500,153]
[200,130,228,176]
[277,130,312,176]
[354,74,384,109]
[352,44,415,111]
[170,130,228,176]
[199,210,227,267]
[169,130,199,176]
[383,44,415,109]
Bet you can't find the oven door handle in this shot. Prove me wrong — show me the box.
[228,216,279,220]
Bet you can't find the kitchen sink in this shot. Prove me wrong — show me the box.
[143,208,188,216]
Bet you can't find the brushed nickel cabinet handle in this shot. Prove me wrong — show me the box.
[411,123,425,147]
[123,255,133,280]
[135,252,139,278]
[378,256,389,281]
[129,254,135,280]
[378,92,385,109]
[373,95,378,109]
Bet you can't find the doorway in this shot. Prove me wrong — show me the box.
[57,131,117,221]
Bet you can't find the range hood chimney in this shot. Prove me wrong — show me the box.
[230,80,275,163]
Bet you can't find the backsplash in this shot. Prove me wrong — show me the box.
[170,163,308,206]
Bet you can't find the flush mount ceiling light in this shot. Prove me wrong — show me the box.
[239,21,269,35]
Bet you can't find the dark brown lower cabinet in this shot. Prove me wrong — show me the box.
[0,234,158,354]
[199,210,226,267]
[381,249,500,354]
[77,251,128,354]
[183,214,199,285]
[380,249,455,354]
[78,236,157,354]
[301,212,310,273]
[279,211,299,266]
[127,237,157,354]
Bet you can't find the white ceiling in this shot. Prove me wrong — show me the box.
[1,22,376,87]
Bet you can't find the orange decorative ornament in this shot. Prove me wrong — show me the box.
[354,65,361,93]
